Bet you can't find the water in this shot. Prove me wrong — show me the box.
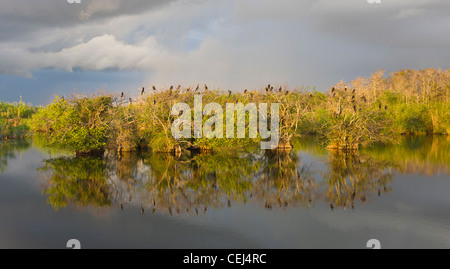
[0,136,449,249]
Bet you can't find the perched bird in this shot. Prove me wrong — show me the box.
[331,87,335,93]
[186,87,190,93]
[152,86,157,91]
[129,98,133,104]
[141,87,145,95]
[352,89,356,94]
[268,84,271,89]
[250,93,254,98]
[153,99,156,105]
[309,93,313,98]
[265,87,269,92]
[379,104,382,109]
[385,105,388,110]
[270,86,274,92]
[344,86,348,92]
[353,105,357,112]
[228,90,232,97]
[121,92,124,98]
[244,89,248,94]
[330,203,334,210]
[279,87,282,92]
[285,90,289,95]
[195,84,199,92]
[204,84,208,91]
[141,206,144,215]
[361,96,367,103]
[170,85,174,91]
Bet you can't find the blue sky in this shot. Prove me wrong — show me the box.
[0,0,449,105]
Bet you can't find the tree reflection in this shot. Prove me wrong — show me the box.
[0,140,30,174]
[38,157,111,210]
[36,136,449,213]
[321,151,394,210]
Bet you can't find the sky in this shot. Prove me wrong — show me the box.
[0,0,449,105]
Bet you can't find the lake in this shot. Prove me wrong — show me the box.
[0,135,449,249]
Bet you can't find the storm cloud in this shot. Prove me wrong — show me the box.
[0,0,449,103]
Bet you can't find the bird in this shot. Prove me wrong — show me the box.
[141,206,144,215]
[344,86,348,92]
[250,93,254,98]
[265,87,269,93]
[353,105,357,112]
[379,104,382,109]
[228,90,232,97]
[278,87,282,92]
[330,203,334,210]
[309,93,313,98]
[352,89,356,94]
[268,84,271,89]
[331,87,335,93]
[152,86,157,91]
[121,92,124,98]
[204,84,208,91]
[270,86,274,92]
[153,99,156,105]
[195,84,199,92]
[141,87,145,95]
[186,87,190,93]
[244,89,248,94]
[129,98,133,104]
[385,105,388,110]
[285,90,289,95]
[361,96,367,103]
[170,85,174,91]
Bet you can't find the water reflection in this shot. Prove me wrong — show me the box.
[35,136,449,213]
[0,140,30,174]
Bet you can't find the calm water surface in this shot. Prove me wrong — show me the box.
[0,136,449,249]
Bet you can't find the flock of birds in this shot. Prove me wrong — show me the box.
[331,86,388,113]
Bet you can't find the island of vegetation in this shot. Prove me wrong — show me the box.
[0,68,449,156]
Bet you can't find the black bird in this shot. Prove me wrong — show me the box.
[361,96,367,103]
[170,85,174,91]
[121,92,124,98]
[270,87,274,92]
[330,203,334,210]
[250,93,253,98]
[385,105,388,110]
[244,89,248,94]
[141,206,144,215]
[195,84,199,92]
[353,105,357,112]
[279,87,282,92]
[153,99,156,105]
[344,86,348,92]
[331,87,335,93]
[352,89,356,94]
[228,90,232,97]
[204,84,208,91]
[379,104,382,109]
[268,84,271,89]
[309,93,313,98]
[152,86,156,91]
[129,98,133,104]
[285,90,289,95]
[141,87,145,95]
